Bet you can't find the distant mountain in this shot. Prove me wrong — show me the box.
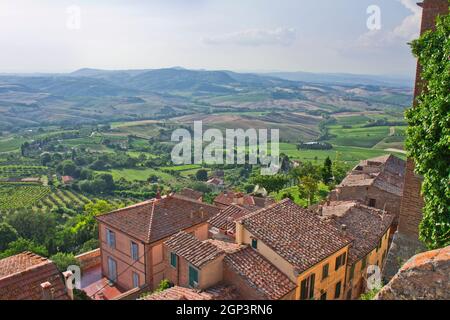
[263,71,414,88]
[0,67,413,131]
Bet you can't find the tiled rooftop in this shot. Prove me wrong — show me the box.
[178,188,203,201]
[214,191,274,209]
[319,201,394,263]
[239,199,352,273]
[208,204,252,233]
[96,194,220,243]
[141,284,239,300]
[224,247,296,300]
[164,231,224,268]
[0,252,69,300]
[338,154,405,196]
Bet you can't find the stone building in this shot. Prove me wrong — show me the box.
[328,154,405,228]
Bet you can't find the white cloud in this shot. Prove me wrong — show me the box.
[353,0,421,49]
[203,27,297,46]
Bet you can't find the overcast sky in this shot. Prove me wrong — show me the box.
[0,0,422,76]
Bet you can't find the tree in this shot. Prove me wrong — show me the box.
[406,14,450,249]
[40,152,52,166]
[298,175,319,206]
[195,169,208,182]
[322,157,333,184]
[6,210,57,248]
[0,238,48,259]
[0,222,18,251]
[252,174,289,194]
[50,253,79,272]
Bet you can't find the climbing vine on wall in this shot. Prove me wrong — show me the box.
[406,13,450,249]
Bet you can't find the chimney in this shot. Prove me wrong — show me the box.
[63,270,74,300]
[155,189,161,199]
[40,281,54,300]
[318,205,323,216]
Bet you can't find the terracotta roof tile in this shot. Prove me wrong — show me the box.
[96,195,220,243]
[164,232,223,268]
[208,204,252,233]
[141,284,239,300]
[0,252,69,300]
[239,199,352,273]
[214,192,273,209]
[178,188,203,201]
[319,201,394,263]
[224,247,296,300]
[339,154,405,196]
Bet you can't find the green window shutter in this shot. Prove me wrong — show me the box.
[322,264,329,280]
[189,265,199,287]
[309,274,315,300]
[170,252,177,268]
[251,239,258,249]
[300,279,308,300]
[334,281,342,299]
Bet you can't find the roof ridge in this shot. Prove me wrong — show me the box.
[238,198,290,223]
[146,199,157,242]
[171,193,220,209]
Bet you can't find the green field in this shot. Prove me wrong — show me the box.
[0,137,27,153]
[0,165,48,178]
[97,168,177,183]
[280,143,405,165]
[0,183,51,210]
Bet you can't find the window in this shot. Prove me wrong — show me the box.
[106,229,116,249]
[335,252,346,271]
[368,198,376,207]
[170,252,178,268]
[107,257,117,282]
[334,281,342,299]
[322,263,329,280]
[251,239,258,249]
[349,265,355,281]
[320,291,327,300]
[300,273,315,300]
[131,242,139,261]
[376,239,382,252]
[132,272,140,288]
[188,265,199,288]
[361,256,367,270]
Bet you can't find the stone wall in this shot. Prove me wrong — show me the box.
[75,248,101,271]
[376,246,449,300]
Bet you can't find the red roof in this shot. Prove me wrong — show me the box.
[208,204,252,233]
[141,284,239,300]
[224,247,296,300]
[164,231,224,268]
[0,252,69,300]
[214,191,274,209]
[239,199,352,274]
[319,201,394,263]
[96,194,220,243]
[178,188,203,201]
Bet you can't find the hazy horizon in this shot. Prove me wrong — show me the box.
[0,0,422,77]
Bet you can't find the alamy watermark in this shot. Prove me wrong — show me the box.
[367,5,382,31]
[171,121,280,175]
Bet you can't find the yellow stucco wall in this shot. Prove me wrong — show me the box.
[345,227,391,300]
[236,222,350,300]
[295,246,349,300]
